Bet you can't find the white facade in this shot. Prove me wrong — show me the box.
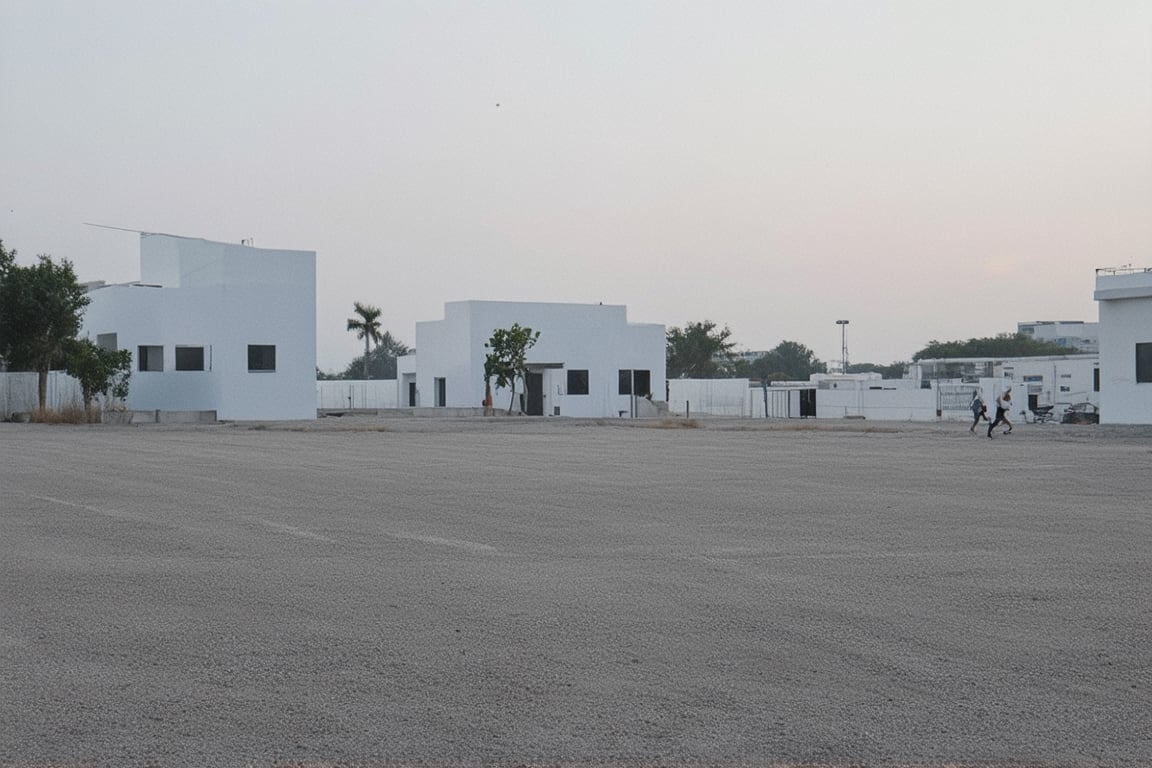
[82,234,317,421]
[1094,268,1152,424]
[1017,320,1098,354]
[400,301,665,418]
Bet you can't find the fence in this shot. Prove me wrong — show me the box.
[1,371,85,419]
[316,380,399,410]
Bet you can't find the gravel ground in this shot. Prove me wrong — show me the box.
[1,416,1150,767]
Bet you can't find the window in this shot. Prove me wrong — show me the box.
[1094,368,1100,392]
[1136,343,1152,383]
[248,345,276,372]
[96,333,118,351]
[618,369,652,397]
[175,346,206,371]
[633,369,651,397]
[567,369,589,395]
[138,345,163,372]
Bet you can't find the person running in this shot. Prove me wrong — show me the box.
[969,389,989,433]
[987,386,1013,438]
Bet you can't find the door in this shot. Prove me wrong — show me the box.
[526,372,544,415]
[408,381,417,407]
[800,388,816,418]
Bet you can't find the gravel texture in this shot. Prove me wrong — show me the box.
[1,416,1149,767]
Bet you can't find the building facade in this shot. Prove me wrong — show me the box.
[1094,267,1152,424]
[398,301,665,417]
[81,234,317,421]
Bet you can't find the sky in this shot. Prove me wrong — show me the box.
[3,1,1150,373]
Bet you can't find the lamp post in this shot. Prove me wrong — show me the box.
[835,319,849,374]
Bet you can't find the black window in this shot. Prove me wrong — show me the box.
[1136,343,1152,383]
[175,346,205,371]
[618,369,651,396]
[248,345,276,372]
[567,369,589,395]
[633,369,651,397]
[138,345,163,372]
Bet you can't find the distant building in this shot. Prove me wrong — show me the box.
[1017,320,1098,354]
[1094,267,1152,424]
[81,234,317,420]
[398,300,665,417]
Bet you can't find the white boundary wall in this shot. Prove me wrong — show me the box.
[0,372,84,417]
[316,380,399,410]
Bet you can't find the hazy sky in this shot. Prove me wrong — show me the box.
[3,1,1150,372]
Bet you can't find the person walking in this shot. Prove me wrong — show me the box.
[969,389,989,432]
[987,386,1013,438]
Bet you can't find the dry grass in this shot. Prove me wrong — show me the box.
[25,405,99,424]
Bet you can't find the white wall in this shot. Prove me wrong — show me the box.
[81,235,316,421]
[412,301,665,418]
[0,372,84,417]
[317,380,399,410]
[1095,270,1152,424]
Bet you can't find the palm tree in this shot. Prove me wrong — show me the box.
[346,301,383,380]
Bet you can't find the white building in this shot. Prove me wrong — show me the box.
[1017,320,1098,354]
[81,234,317,421]
[398,300,665,417]
[1094,267,1152,424]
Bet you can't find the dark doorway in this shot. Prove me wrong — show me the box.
[526,372,544,416]
[800,389,817,418]
[408,382,417,407]
[434,377,446,407]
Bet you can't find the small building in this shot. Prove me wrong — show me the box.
[398,300,665,417]
[1094,267,1152,424]
[81,233,317,421]
[1017,320,1098,354]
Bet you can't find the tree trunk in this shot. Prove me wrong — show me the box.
[37,364,48,411]
[364,338,370,380]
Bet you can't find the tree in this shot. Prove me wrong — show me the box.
[346,301,383,380]
[847,361,908,379]
[484,323,540,414]
[912,333,1075,361]
[63,338,132,413]
[732,340,826,381]
[666,320,735,378]
[335,332,411,379]
[0,253,91,409]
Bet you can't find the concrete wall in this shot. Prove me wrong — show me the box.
[1095,269,1152,424]
[411,301,665,418]
[317,380,399,410]
[0,372,84,418]
[81,234,317,421]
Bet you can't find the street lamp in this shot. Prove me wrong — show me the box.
[835,319,849,374]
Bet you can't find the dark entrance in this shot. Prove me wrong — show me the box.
[800,388,817,418]
[408,382,417,407]
[525,372,544,416]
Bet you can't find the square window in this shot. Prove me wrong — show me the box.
[633,369,651,397]
[138,345,163,372]
[175,346,205,371]
[618,369,632,395]
[1136,343,1152,383]
[248,344,276,372]
[96,333,118,351]
[567,369,589,395]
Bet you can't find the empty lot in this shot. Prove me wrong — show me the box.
[1,417,1150,767]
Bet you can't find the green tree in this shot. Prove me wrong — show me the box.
[666,320,735,378]
[484,323,540,414]
[336,332,411,379]
[734,341,826,381]
[847,361,908,379]
[912,333,1075,361]
[346,301,384,380]
[63,338,132,413]
[0,253,91,409]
